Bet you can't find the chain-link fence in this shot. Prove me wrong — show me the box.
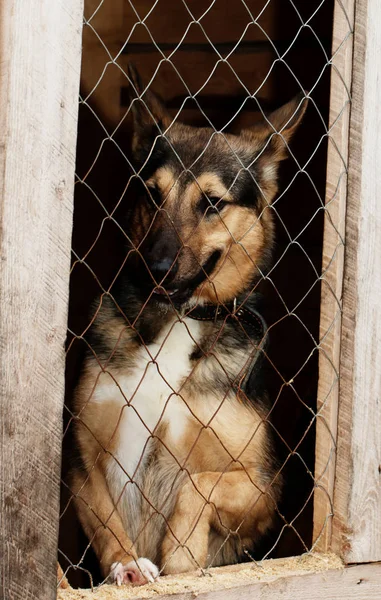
[58,0,351,589]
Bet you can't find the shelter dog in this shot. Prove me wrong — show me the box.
[71,66,307,586]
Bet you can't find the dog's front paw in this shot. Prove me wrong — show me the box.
[110,558,159,586]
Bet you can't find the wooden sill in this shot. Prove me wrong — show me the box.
[57,553,381,600]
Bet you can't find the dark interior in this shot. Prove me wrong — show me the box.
[60,0,335,587]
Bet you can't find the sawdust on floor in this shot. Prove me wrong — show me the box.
[57,553,343,600]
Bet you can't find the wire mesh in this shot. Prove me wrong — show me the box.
[59,0,352,590]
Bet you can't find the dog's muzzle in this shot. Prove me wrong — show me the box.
[151,249,222,305]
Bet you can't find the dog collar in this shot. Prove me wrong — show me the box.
[187,301,266,341]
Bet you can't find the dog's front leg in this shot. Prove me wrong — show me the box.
[160,474,214,574]
[72,467,159,585]
[161,469,273,574]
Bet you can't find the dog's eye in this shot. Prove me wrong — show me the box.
[209,197,227,209]
[146,185,161,206]
[199,196,228,215]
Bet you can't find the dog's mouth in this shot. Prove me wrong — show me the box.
[153,287,179,297]
[151,250,222,305]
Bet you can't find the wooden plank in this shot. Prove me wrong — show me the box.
[123,0,280,45]
[0,1,83,599]
[57,557,381,600]
[332,0,381,562]
[119,48,275,100]
[81,0,125,126]
[83,0,331,127]
[84,0,124,37]
[313,0,355,551]
[81,0,284,126]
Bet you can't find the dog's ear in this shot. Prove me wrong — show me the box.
[242,93,308,202]
[266,92,308,157]
[127,63,171,140]
[253,93,308,161]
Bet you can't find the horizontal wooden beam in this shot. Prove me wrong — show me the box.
[121,38,332,55]
[57,556,381,600]
[120,90,274,111]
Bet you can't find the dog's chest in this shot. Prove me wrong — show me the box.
[100,317,201,482]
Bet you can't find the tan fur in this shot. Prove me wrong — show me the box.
[133,163,274,304]
[57,563,70,589]
[73,338,275,576]
[194,172,233,202]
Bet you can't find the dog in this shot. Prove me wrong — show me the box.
[70,65,307,586]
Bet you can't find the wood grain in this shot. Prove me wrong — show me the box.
[57,558,381,600]
[313,0,355,551]
[333,0,381,562]
[0,1,83,599]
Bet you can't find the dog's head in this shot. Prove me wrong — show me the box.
[126,65,307,307]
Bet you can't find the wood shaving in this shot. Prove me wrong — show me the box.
[57,553,343,599]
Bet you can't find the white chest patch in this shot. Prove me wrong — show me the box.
[93,317,200,494]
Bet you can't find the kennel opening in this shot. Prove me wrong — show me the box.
[59,0,345,587]
[1,1,380,599]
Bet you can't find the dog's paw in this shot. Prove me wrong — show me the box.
[110,558,159,586]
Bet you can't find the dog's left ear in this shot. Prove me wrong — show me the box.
[266,92,308,157]
[127,63,171,141]
[254,92,309,161]
[242,93,308,202]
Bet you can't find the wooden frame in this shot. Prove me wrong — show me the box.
[1,0,380,599]
[0,1,83,599]
[332,0,381,562]
[313,0,355,552]
[57,556,381,600]
[313,0,381,564]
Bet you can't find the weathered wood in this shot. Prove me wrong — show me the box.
[0,1,83,599]
[333,0,381,562]
[57,557,381,600]
[313,0,355,551]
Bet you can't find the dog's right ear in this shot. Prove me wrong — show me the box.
[127,63,171,146]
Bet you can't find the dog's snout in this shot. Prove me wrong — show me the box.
[143,220,180,285]
[149,257,178,283]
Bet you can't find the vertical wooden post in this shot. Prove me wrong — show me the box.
[0,1,83,599]
[332,0,381,562]
[313,0,355,551]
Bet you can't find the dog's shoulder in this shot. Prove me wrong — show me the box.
[83,293,137,367]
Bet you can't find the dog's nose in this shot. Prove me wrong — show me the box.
[149,258,178,283]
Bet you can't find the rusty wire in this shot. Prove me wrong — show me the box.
[59,0,351,588]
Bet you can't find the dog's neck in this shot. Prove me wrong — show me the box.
[112,276,263,344]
